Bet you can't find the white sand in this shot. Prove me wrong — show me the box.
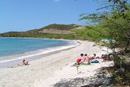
[0,40,113,87]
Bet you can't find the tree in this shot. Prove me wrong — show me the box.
[78,0,130,86]
[79,0,130,53]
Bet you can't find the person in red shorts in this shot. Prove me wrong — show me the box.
[76,53,84,65]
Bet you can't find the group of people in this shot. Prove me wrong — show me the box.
[76,53,100,65]
[76,53,90,65]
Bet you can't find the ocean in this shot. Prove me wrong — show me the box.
[0,37,79,66]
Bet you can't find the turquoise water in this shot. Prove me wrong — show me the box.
[0,37,78,63]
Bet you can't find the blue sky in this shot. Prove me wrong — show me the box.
[0,0,100,33]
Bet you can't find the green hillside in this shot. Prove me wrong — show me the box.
[0,24,84,40]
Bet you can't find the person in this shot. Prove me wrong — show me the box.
[76,53,84,65]
[23,59,28,65]
[81,54,90,64]
[93,54,97,59]
[91,54,99,63]
[101,54,105,59]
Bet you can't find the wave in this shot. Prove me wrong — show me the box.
[0,40,79,64]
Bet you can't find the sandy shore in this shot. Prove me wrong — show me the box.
[0,40,113,87]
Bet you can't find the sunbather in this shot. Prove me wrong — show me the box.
[23,59,28,65]
[93,54,97,59]
[81,54,90,64]
[76,53,84,65]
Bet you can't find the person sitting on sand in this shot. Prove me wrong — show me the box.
[81,54,90,64]
[23,59,28,65]
[91,54,100,63]
[76,53,84,65]
[91,53,97,60]
[93,54,97,59]
[101,54,105,59]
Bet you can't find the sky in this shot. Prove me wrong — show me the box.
[0,0,100,33]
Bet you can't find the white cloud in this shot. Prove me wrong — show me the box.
[54,0,60,2]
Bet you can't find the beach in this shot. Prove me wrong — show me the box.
[0,40,113,87]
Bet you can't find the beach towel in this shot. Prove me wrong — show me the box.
[70,63,93,67]
[92,60,99,63]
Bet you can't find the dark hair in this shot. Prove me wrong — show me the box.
[81,53,84,56]
[85,54,87,56]
[94,54,96,56]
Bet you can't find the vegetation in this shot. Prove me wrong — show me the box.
[39,24,81,30]
[78,0,130,86]
[0,24,109,41]
[0,24,84,39]
[0,0,130,86]
[0,24,81,39]
[72,25,108,42]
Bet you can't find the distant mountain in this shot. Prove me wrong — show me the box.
[0,24,83,39]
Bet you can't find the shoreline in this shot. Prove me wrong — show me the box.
[0,42,79,68]
[0,38,79,68]
[0,40,113,87]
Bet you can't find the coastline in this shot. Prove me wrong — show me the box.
[0,38,79,68]
[0,40,113,87]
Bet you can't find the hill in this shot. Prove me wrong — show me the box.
[0,24,84,39]
[27,24,82,34]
